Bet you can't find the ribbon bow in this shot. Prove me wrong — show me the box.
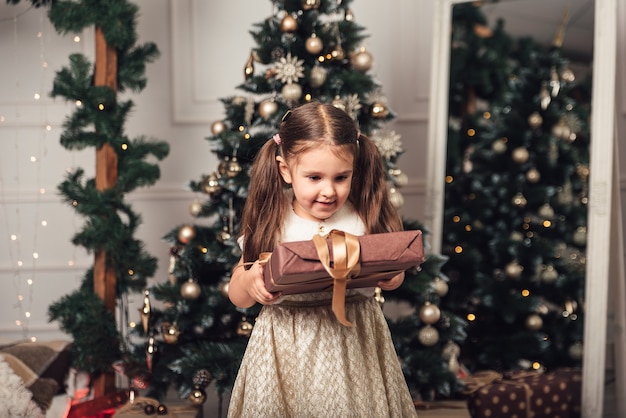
[312,230,362,326]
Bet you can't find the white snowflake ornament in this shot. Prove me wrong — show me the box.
[274,53,305,85]
[372,129,403,160]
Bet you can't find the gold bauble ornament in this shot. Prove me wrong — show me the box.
[309,66,327,88]
[525,314,543,331]
[305,34,324,55]
[217,226,232,243]
[203,173,221,195]
[419,302,441,325]
[538,203,555,218]
[568,341,583,360]
[433,277,449,297]
[331,95,346,111]
[505,260,523,279]
[573,226,587,245]
[189,199,202,217]
[512,147,529,163]
[237,316,254,337]
[177,224,196,244]
[181,278,201,300]
[474,23,493,38]
[388,187,404,209]
[526,168,540,183]
[211,120,226,135]
[417,325,439,346]
[370,102,389,118]
[528,112,543,128]
[331,46,345,60]
[140,289,151,333]
[244,50,255,80]
[219,280,230,298]
[576,164,590,179]
[161,322,180,344]
[511,192,527,207]
[552,120,571,140]
[302,0,320,10]
[226,157,243,178]
[492,138,507,154]
[350,47,374,72]
[281,83,302,101]
[188,387,207,406]
[540,264,558,283]
[258,99,278,120]
[280,15,298,33]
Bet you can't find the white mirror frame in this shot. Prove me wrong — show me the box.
[425,1,617,416]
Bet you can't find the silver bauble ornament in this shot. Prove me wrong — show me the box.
[181,278,201,300]
[258,99,278,120]
[177,224,196,244]
[417,325,439,346]
[305,34,324,55]
[525,314,543,331]
[211,120,225,135]
[388,187,404,209]
[419,302,441,325]
[281,83,302,101]
[309,66,327,88]
[390,169,408,187]
[350,48,373,72]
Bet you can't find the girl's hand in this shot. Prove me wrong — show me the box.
[377,271,405,291]
[247,260,282,305]
[229,258,281,308]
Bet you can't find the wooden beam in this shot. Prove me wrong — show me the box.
[93,26,119,398]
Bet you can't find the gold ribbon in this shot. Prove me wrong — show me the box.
[312,230,361,326]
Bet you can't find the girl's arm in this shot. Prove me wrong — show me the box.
[228,256,282,308]
[377,271,405,291]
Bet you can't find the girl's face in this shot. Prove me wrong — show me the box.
[278,146,354,222]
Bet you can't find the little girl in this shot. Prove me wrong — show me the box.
[227,102,418,417]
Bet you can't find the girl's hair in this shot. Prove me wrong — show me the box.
[240,101,402,263]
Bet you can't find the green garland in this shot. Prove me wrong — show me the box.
[9,0,168,376]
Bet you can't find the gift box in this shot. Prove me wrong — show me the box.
[114,396,199,418]
[464,368,581,418]
[261,229,425,325]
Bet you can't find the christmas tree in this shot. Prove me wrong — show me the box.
[131,0,466,411]
[6,0,167,391]
[440,3,589,373]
